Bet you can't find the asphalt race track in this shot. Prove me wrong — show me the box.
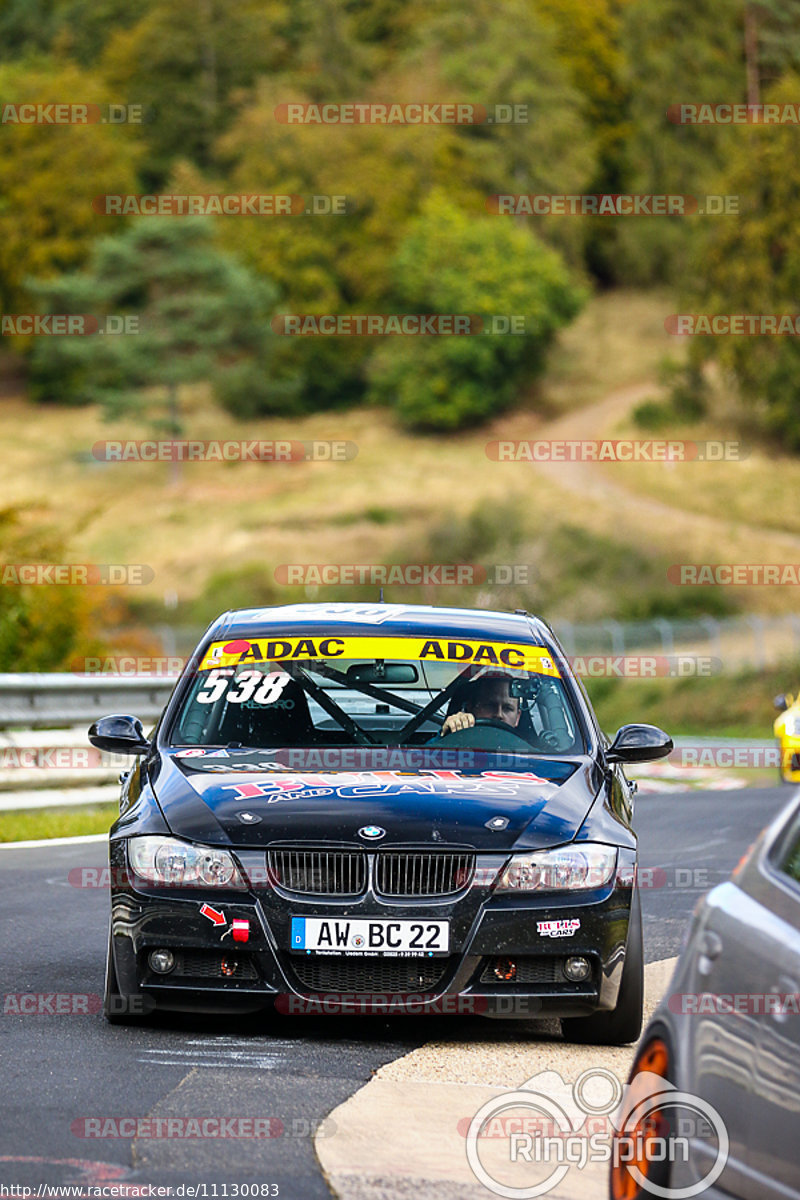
[0,786,792,1198]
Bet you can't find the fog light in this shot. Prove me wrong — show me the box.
[493,958,517,981]
[563,956,590,982]
[149,949,175,975]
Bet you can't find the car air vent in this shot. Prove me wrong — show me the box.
[481,957,569,984]
[267,849,366,895]
[290,956,449,993]
[374,852,475,897]
[176,952,258,980]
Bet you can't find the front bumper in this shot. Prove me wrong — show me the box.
[108,839,637,1019]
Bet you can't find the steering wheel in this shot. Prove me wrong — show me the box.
[435,718,534,751]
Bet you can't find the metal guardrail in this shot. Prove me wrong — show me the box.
[0,674,178,729]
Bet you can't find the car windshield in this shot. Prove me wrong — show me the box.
[169,632,585,756]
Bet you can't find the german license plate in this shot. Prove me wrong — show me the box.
[290,917,449,956]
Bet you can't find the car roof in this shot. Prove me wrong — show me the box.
[205,602,556,647]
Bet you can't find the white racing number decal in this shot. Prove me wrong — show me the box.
[196,669,292,706]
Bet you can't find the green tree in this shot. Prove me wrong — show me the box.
[207,0,596,412]
[0,58,141,312]
[0,1,59,59]
[686,73,800,448]
[615,0,744,283]
[28,218,300,424]
[0,518,109,671]
[99,0,289,184]
[0,0,157,63]
[394,0,596,267]
[368,193,586,430]
[746,1,800,92]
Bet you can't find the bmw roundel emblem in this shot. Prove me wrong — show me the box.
[358,825,386,841]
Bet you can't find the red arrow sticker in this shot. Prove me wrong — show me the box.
[200,903,226,926]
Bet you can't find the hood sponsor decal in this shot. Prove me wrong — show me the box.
[537,918,580,938]
[204,770,558,806]
[174,747,230,758]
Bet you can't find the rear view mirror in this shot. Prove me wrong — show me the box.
[510,679,539,701]
[88,714,151,755]
[345,662,419,684]
[606,723,672,764]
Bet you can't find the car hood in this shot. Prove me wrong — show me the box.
[152,751,603,851]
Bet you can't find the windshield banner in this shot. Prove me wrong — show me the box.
[198,636,560,676]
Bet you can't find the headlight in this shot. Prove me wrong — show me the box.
[496,843,617,892]
[128,836,246,889]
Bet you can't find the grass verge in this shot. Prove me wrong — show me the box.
[0,803,117,843]
[586,660,797,739]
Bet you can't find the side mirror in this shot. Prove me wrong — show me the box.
[606,723,672,764]
[88,714,151,755]
[774,694,791,712]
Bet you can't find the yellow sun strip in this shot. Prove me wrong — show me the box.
[198,636,560,677]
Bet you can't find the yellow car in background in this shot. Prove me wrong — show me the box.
[774,692,800,782]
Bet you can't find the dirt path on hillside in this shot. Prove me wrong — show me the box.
[528,380,800,555]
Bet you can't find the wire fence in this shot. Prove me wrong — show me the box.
[551,614,800,674]
[132,615,800,676]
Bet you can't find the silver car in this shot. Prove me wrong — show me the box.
[611,791,800,1199]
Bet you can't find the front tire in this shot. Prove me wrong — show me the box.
[561,890,643,1046]
[103,926,148,1025]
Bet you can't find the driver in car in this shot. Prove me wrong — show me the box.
[439,674,521,736]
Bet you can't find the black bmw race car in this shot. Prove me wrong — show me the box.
[90,602,671,1043]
